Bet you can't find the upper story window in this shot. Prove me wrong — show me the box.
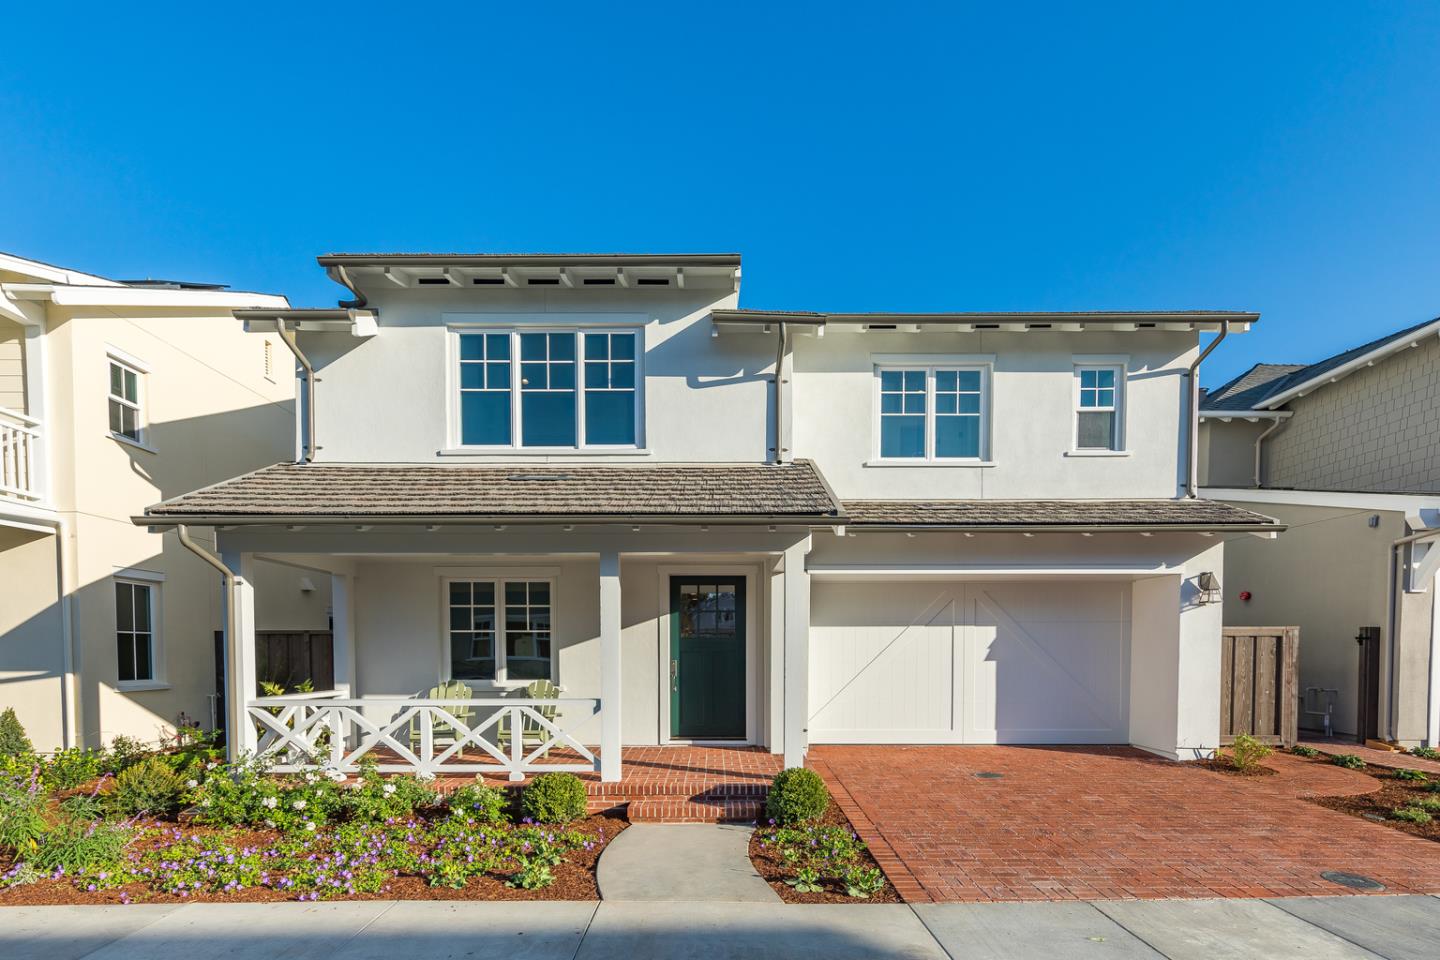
[1074,364,1124,451]
[456,329,640,449]
[875,362,989,461]
[108,357,145,443]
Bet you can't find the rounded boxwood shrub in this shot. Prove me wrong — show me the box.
[107,756,185,816]
[765,767,829,825]
[520,772,588,823]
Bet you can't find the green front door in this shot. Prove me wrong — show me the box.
[670,577,746,739]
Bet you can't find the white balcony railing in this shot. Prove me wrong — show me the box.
[0,407,41,502]
[247,695,601,780]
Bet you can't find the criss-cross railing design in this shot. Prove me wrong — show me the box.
[247,695,600,780]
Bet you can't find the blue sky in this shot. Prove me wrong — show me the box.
[2,2,1438,386]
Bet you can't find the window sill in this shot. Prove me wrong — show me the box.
[437,447,652,458]
[864,459,997,468]
[1064,449,1131,458]
[110,433,158,455]
[117,681,169,693]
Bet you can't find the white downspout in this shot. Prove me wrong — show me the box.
[54,516,79,748]
[772,322,790,464]
[273,319,317,463]
[1185,320,1230,498]
[174,525,242,753]
[1251,414,1291,487]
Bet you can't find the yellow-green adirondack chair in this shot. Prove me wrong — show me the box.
[496,679,561,757]
[409,679,474,755]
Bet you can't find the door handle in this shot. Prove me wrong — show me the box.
[670,659,678,692]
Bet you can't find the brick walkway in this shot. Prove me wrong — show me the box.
[1300,738,1440,775]
[811,744,1440,903]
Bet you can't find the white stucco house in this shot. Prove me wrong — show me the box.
[134,252,1282,781]
[1200,317,1440,748]
[0,252,333,752]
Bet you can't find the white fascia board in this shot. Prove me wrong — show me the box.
[806,564,1174,581]
[1198,410,1291,421]
[1204,486,1440,513]
[44,287,290,309]
[0,252,120,287]
[1258,318,1440,409]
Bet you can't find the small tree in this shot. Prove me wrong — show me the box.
[0,708,33,758]
[1229,733,1272,773]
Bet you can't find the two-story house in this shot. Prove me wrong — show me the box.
[0,252,333,751]
[1200,317,1440,748]
[135,252,1280,783]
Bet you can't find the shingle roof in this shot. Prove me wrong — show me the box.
[1202,317,1440,413]
[141,461,842,522]
[842,499,1280,528]
[1201,363,1308,411]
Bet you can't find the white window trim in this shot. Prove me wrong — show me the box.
[114,576,164,691]
[1072,360,1127,454]
[871,359,993,463]
[106,350,152,452]
[446,325,646,452]
[438,567,559,689]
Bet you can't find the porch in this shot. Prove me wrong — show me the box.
[215,522,818,784]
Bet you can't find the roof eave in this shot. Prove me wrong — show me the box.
[134,513,842,528]
[844,522,1286,533]
[316,253,743,269]
[1258,318,1440,409]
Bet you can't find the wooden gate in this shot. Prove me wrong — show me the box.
[1220,627,1299,746]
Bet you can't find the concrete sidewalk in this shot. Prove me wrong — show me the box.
[5,895,1439,960]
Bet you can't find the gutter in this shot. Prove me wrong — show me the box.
[1185,320,1230,497]
[1251,413,1292,487]
[272,319,317,463]
[1385,525,1440,742]
[175,525,244,759]
[1259,317,1440,409]
[137,513,844,528]
[331,264,367,311]
[839,522,1286,534]
[773,322,790,464]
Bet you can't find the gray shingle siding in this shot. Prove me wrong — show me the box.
[1265,335,1440,493]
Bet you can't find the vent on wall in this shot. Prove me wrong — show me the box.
[636,277,670,286]
[416,277,450,285]
[472,277,505,285]
[527,278,560,285]
[583,278,617,285]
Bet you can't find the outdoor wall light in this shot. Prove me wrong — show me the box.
[1196,571,1220,605]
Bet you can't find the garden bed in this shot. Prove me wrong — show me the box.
[749,806,900,904]
[1196,757,1278,778]
[1300,758,1440,843]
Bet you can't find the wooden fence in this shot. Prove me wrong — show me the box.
[1220,626,1299,747]
[256,630,334,693]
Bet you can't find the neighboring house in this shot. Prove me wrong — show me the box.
[1200,317,1440,747]
[0,252,333,751]
[134,252,1281,781]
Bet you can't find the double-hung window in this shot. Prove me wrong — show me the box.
[115,579,155,683]
[448,578,553,683]
[1074,365,1124,451]
[876,363,988,461]
[456,330,639,449]
[108,358,144,443]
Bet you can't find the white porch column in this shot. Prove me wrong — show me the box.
[599,550,622,782]
[783,536,812,769]
[330,573,356,696]
[221,550,259,762]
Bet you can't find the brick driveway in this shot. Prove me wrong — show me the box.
[810,744,1440,903]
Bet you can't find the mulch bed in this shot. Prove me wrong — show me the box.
[748,805,901,904]
[1196,758,1278,777]
[0,812,626,906]
[1305,766,1440,843]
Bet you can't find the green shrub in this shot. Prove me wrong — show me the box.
[766,767,829,825]
[1290,745,1321,758]
[446,782,509,823]
[1409,746,1440,762]
[1229,734,1272,772]
[519,773,588,823]
[341,763,437,823]
[0,709,33,759]
[107,757,184,816]
[1391,806,1433,825]
[1412,795,1440,813]
[0,771,49,856]
[31,817,133,873]
[1394,768,1428,782]
[104,735,151,774]
[42,748,105,790]
[1332,753,1366,770]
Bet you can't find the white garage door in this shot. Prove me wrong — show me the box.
[809,580,1130,743]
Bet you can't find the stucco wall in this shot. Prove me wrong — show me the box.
[1198,419,1270,488]
[0,527,65,750]
[1265,336,1440,493]
[252,559,334,633]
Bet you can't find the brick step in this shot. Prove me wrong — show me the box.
[585,779,769,800]
[626,797,765,824]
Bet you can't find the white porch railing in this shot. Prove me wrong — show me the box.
[247,695,601,781]
[0,407,41,501]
